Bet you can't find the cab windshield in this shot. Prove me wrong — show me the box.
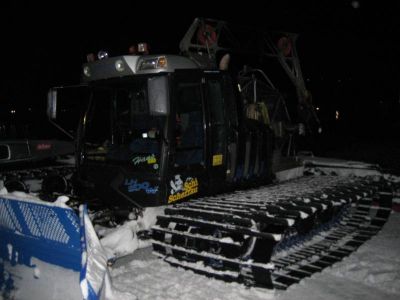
[85,76,167,174]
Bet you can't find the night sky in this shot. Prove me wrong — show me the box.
[1,1,400,141]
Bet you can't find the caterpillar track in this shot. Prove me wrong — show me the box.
[151,175,394,289]
[0,164,75,194]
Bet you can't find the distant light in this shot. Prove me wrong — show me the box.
[142,132,148,138]
[10,109,16,114]
[351,1,360,9]
[335,110,340,120]
[316,107,320,111]
[306,78,310,82]
[28,107,32,111]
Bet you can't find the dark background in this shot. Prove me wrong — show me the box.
[1,1,399,170]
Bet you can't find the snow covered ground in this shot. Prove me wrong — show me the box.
[1,258,83,300]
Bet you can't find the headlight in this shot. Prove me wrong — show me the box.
[115,59,125,72]
[83,66,91,77]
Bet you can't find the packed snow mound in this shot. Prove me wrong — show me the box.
[100,221,140,260]
[99,206,165,260]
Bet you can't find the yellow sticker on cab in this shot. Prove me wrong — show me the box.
[212,154,223,166]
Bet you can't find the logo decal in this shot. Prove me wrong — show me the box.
[168,175,199,203]
[132,154,157,165]
[124,179,159,194]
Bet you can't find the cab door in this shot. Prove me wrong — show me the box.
[77,89,118,204]
[167,70,206,204]
[203,74,228,192]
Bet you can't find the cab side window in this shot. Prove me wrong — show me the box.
[174,82,204,166]
[85,90,112,147]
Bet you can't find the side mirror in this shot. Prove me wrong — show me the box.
[47,88,58,119]
[148,76,169,116]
